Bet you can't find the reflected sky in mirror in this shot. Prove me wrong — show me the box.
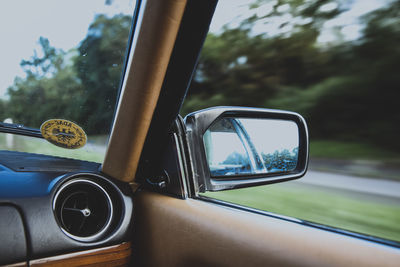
[239,118,298,155]
[204,118,299,177]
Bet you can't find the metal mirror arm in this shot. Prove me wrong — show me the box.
[229,118,266,173]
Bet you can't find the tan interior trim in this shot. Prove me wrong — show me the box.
[1,262,27,267]
[30,242,131,267]
[133,191,400,267]
[102,0,187,182]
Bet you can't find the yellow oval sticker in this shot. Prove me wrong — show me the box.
[40,119,87,149]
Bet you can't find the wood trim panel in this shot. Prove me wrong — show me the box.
[30,242,131,267]
[1,262,27,267]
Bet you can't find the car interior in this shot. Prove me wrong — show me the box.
[0,0,399,266]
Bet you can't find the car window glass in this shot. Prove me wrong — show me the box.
[0,0,136,162]
[183,0,400,244]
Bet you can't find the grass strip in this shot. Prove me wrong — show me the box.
[203,182,400,242]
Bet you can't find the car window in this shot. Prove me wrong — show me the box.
[0,0,136,162]
[183,0,400,243]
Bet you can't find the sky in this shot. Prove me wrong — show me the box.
[211,0,385,40]
[239,118,298,154]
[0,0,135,99]
[207,118,298,165]
[0,0,386,99]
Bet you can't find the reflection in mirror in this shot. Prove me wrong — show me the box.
[203,118,299,177]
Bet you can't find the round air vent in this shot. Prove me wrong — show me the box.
[53,179,113,242]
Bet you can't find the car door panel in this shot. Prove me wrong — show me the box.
[133,190,400,267]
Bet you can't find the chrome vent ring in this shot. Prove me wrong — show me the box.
[53,179,113,242]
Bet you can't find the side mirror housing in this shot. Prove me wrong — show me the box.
[184,107,309,192]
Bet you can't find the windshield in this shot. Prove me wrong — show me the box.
[0,0,136,163]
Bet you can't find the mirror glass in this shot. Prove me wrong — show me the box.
[203,118,299,177]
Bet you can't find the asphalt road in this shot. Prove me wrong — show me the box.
[294,170,400,199]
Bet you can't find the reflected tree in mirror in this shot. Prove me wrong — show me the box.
[203,118,299,177]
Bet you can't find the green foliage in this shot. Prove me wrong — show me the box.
[6,38,82,128]
[74,14,132,134]
[0,100,6,121]
[182,0,335,115]
[183,0,400,151]
[7,62,82,128]
[1,0,399,152]
[309,140,400,160]
[20,37,64,77]
[3,14,132,134]
[267,76,369,139]
[262,148,298,171]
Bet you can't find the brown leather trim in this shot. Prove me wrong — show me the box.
[30,242,131,267]
[102,0,187,182]
[133,191,400,267]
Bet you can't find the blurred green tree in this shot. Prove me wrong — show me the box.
[74,14,131,134]
[4,14,132,135]
[183,0,344,114]
[0,100,6,122]
[7,38,82,128]
[268,0,400,148]
[183,0,400,150]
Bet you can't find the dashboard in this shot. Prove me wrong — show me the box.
[0,151,133,266]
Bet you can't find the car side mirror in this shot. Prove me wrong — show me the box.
[184,107,309,192]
